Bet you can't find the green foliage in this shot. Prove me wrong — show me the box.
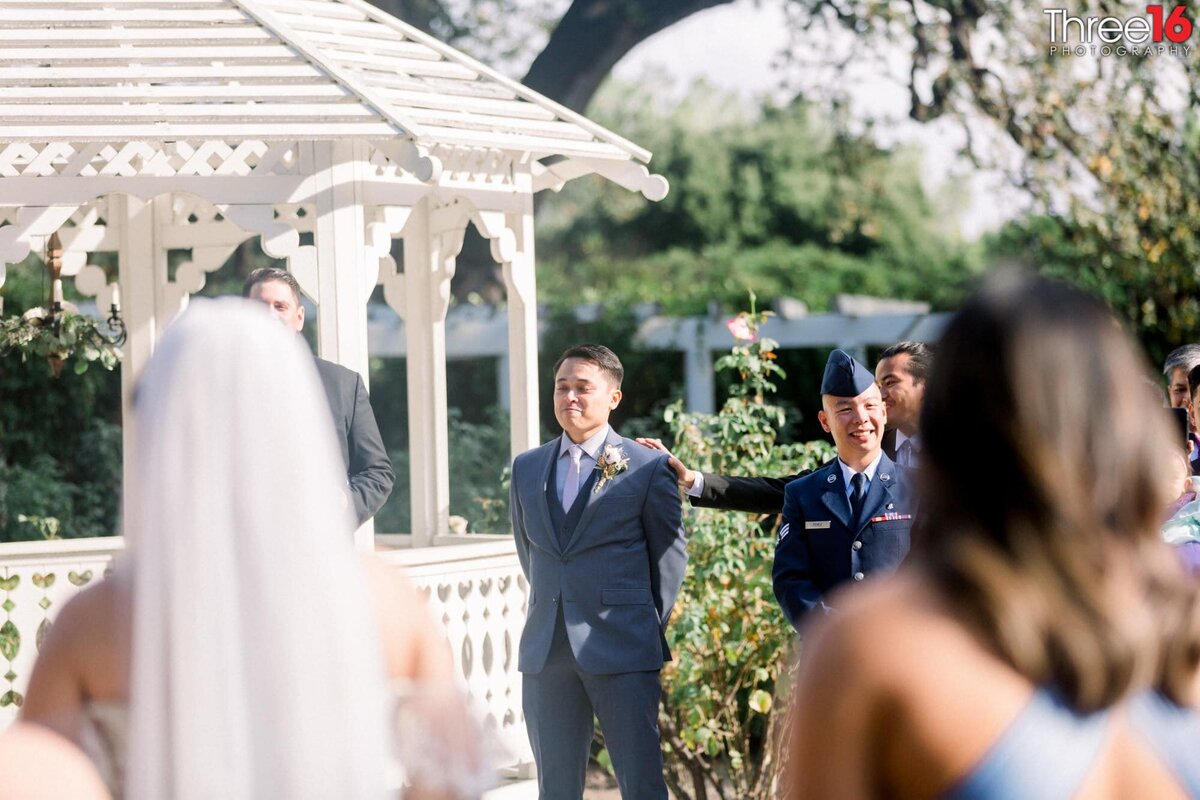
[0,311,122,376]
[376,406,513,535]
[660,302,833,799]
[783,0,1198,353]
[0,443,120,541]
[536,85,977,316]
[0,264,123,541]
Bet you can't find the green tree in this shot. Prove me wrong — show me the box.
[536,85,977,316]
[0,256,122,541]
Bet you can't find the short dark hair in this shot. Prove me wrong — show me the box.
[1163,344,1200,377]
[878,340,934,384]
[553,344,624,387]
[1187,363,1200,401]
[242,267,302,305]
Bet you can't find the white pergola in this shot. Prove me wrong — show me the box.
[0,0,667,548]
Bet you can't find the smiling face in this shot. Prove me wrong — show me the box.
[875,353,925,437]
[553,357,622,443]
[818,384,887,470]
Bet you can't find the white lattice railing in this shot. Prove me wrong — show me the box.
[0,535,533,773]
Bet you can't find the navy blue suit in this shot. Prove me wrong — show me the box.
[774,454,915,629]
[511,428,687,799]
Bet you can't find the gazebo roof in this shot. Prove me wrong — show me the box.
[0,0,650,166]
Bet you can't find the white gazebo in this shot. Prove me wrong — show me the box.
[0,3,667,774]
[0,0,668,548]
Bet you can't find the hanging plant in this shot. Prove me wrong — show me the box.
[0,309,122,377]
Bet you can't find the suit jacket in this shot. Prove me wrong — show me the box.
[774,453,915,630]
[510,428,688,675]
[881,428,899,461]
[689,428,901,514]
[314,358,395,525]
[690,470,810,514]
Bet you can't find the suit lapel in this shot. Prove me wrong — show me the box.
[819,464,853,529]
[563,428,626,553]
[533,440,561,554]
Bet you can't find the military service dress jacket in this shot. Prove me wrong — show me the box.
[773,453,915,630]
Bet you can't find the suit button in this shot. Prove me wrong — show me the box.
[553,597,559,604]
[852,540,863,551]
[853,571,865,581]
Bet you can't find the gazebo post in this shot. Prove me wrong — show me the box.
[115,193,173,540]
[502,192,540,460]
[401,197,455,546]
[311,141,376,549]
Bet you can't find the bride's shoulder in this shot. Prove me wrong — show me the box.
[47,578,127,652]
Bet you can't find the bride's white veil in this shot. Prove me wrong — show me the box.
[124,299,392,800]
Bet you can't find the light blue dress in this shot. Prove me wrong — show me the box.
[944,689,1200,799]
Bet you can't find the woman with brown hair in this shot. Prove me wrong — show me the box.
[785,273,1200,799]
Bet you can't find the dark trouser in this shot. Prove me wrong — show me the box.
[522,615,668,800]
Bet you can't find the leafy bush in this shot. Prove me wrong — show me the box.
[0,436,121,541]
[376,406,512,535]
[660,302,833,799]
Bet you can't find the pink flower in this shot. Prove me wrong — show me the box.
[726,316,756,342]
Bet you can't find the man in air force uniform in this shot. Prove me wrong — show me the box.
[773,349,916,630]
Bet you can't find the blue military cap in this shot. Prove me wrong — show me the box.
[820,349,875,397]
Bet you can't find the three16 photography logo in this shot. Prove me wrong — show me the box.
[1045,5,1194,57]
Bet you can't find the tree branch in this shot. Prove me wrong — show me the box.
[522,0,737,112]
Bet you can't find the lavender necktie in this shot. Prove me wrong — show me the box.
[561,445,583,512]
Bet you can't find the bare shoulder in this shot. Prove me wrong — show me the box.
[359,556,453,681]
[802,576,939,666]
[43,578,125,656]
[0,723,110,800]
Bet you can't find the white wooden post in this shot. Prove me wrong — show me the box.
[684,319,715,414]
[502,192,540,459]
[402,199,455,546]
[115,194,172,541]
[310,140,376,549]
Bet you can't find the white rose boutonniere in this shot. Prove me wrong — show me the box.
[594,444,630,492]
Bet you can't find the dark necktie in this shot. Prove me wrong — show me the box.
[850,472,867,521]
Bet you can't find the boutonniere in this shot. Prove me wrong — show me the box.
[594,444,630,492]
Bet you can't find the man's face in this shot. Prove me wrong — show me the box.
[875,353,924,437]
[248,279,304,332]
[553,357,621,443]
[818,384,886,464]
[1189,387,1200,439]
[1169,366,1191,409]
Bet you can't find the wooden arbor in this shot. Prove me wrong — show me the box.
[0,0,667,547]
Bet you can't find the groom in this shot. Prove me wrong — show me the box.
[511,344,687,800]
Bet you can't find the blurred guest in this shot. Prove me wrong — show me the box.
[786,274,1200,798]
[22,301,483,800]
[1164,344,1200,411]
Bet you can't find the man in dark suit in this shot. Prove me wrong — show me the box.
[510,344,687,800]
[638,342,932,514]
[774,350,915,628]
[243,268,394,524]
[874,341,932,468]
